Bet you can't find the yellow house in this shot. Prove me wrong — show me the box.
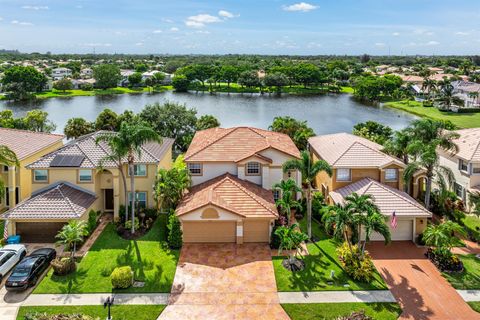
[3,131,173,242]
[0,128,64,212]
[308,133,431,242]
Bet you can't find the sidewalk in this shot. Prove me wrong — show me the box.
[278,290,396,304]
[22,293,169,306]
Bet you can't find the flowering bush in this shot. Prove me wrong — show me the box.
[337,242,375,283]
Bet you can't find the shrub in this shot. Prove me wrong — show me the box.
[423,100,434,108]
[426,248,463,272]
[337,310,372,320]
[86,210,98,234]
[24,313,95,320]
[167,214,183,249]
[270,224,282,249]
[143,208,159,219]
[111,266,133,289]
[80,83,94,91]
[337,242,375,283]
[125,217,139,231]
[50,257,76,276]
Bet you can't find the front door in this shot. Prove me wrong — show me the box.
[104,189,114,211]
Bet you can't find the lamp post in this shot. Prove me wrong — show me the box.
[104,296,114,320]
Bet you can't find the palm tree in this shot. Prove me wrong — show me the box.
[361,207,391,256]
[154,155,191,210]
[322,205,356,254]
[467,191,480,216]
[0,145,19,199]
[344,193,379,247]
[404,119,459,209]
[421,78,437,99]
[283,150,332,238]
[468,92,479,107]
[56,220,88,258]
[274,223,309,268]
[274,179,302,225]
[423,221,465,258]
[383,128,414,192]
[435,83,463,111]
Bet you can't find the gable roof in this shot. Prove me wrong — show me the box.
[451,128,480,162]
[330,178,431,217]
[1,181,97,220]
[308,133,404,168]
[184,127,300,162]
[0,128,64,160]
[176,173,278,218]
[27,131,174,169]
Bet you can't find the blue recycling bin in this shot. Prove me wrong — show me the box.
[7,235,21,244]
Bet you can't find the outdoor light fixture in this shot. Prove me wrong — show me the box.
[104,296,114,320]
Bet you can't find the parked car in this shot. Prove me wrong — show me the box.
[5,248,56,291]
[0,244,27,281]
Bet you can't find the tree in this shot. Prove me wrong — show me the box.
[275,224,309,269]
[323,205,356,254]
[167,214,183,249]
[283,150,332,238]
[64,118,94,139]
[0,110,16,128]
[238,71,261,89]
[134,63,148,73]
[95,108,119,131]
[93,64,121,89]
[1,66,47,100]
[196,115,220,131]
[269,116,315,150]
[55,220,88,258]
[154,155,191,210]
[353,121,393,145]
[0,145,18,199]
[423,221,465,259]
[435,83,464,110]
[264,72,289,93]
[128,72,143,87]
[22,110,56,133]
[292,63,321,88]
[383,128,413,165]
[172,75,190,92]
[217,65,239,88]
[273,179,302,225]
[53,78,73,93]
[139,102,198,152]
[404,119,460,208]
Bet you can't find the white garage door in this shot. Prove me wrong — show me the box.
[369,219,413,241]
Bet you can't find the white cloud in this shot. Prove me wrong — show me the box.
[392,32,400,36]
[185,14,221,28]
[218,10,238,19]
[84,43,112,47]
[22,5,49,10]
[456,31,469,36]
[170,27,179,32]
[426,40,439,46]
[375,42,386,47]
[135,42,144,46]
[413,29,434,36]
[153,29,162,34]
[283,2,317,12]
[195,30,210,34]
[11,20,33,26]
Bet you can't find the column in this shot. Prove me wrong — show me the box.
[236,220,243,244]
[262,165,269,189]
[8,166,16,208]
[113,174,120,220]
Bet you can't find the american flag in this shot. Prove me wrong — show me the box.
[3,220,8,240]
[390,211,398,229]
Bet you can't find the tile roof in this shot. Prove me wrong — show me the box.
[308,133,404,168]
[451,128,480,162]
[184,127,300,162]
[1,182,97,220]
[176,173,278,218]
[27,131,174,169]
[0,128,64,160]
[330,178,431,217]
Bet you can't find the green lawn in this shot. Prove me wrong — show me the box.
[385,100,480,129]
[442,254,480,290]
[282,302,402,320]
[463,215,480,242]
[469,302,480,313]
[34,86,170,100]
[16,305,165,320]
[341,86,354,93]
[273,218,387,291]
[34,215,179,293]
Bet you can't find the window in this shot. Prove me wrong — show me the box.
[246,162,261,175]
[385,168,398,181]
[3,166,8,172]
[336,168,351,181]
[454,183,465,200]
[5,187,19,207]
[187,163,202,175]
[473,166,480,174]
[273,189,280,201]
[459,159,468,172]
[78,169,92,182]
[133,164,147,176]
[33,170,48,182]
[128,192,147,208]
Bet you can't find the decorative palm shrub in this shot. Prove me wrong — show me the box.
[55,220,88,258]
[167,214,183,249]
[125,217,139,231]
[275,224,309,271]
[111,266,133,289]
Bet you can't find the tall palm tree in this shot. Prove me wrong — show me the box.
[361,207,391,256]
[97,122,161,233]
[404,119,459,209]
[436,83,463,111]
[274,179,302,225]
[55,220,88,258]
[421,78,437,99]
[283,150,332,238]
[423,221,465,257]
[0,145,19,199]
[154,155,191,210]
[344,193,379,247]
[322,205,355,254]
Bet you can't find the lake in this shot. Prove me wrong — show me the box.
[0,92,416,134]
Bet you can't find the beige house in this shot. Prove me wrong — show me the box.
[309,133,431,241]
[3,131,173,242]
[438,128,480,211]
[177,126,301,244]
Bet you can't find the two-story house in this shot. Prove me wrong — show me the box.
[309,133,431,241]
[176,126,301,244]
[2,131,173,242]
[51,67,72,81]
[438,128,480,211]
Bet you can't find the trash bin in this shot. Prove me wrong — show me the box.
[7,235,21,244]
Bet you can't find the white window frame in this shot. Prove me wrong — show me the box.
[459,159,468,173]
[33,169,48,182]
[246,162,261,176]
[273,189,281,201]
[384,168,398,181]
[133,164,147,177]
[472,164,480,175]
[128,192,147,208]
[454,182,465,201]
[187,163,203,176]
[336,168,351,182]
[78,169,93,182]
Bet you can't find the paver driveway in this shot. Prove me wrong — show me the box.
[159,243,289,320]
[368,241,480,320]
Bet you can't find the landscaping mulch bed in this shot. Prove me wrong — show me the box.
[116,217,157,240]
[281,258,305,272]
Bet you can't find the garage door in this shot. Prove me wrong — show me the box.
[243,220,270,243]
[16,222,66,243]
[182,221,236,243]
[369,219,413,241]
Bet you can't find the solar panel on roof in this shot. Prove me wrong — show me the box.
[50,155,85,167]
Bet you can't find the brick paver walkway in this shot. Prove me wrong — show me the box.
[159,243,289,320]
[368,241,480,320]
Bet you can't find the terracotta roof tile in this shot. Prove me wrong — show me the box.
[452,128,480,162]
[185,127,300,162]
[0,128,64,160]
[176,173,278,218]
[330,178,431,217]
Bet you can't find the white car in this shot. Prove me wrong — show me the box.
[0,244,27,281]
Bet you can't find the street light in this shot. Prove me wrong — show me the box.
[104,296,114,320]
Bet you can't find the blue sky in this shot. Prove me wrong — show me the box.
[0,0,479,55]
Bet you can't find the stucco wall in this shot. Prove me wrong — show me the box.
[190,163,238,186]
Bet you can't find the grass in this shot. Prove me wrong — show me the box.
[273,218,387,291]
[341,86,354,93]
[442,254,480,290]
[34,214,179,294]
[385,100,480,129]
[281,302,402,320]
[34,86,170,99]
[16,305,165,320]
[469,302,480,313]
